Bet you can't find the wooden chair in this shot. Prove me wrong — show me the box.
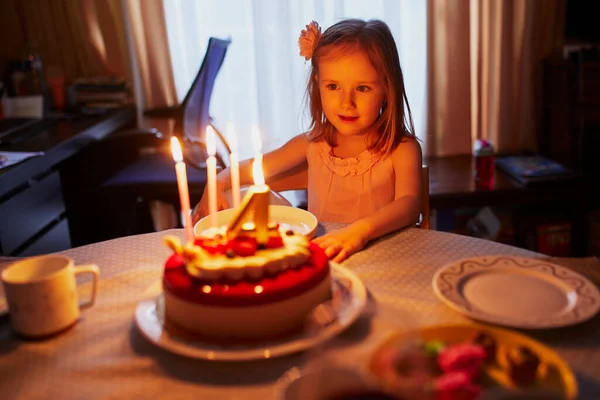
[419,165,430,229]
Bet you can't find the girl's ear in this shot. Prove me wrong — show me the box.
[314,74,319,83]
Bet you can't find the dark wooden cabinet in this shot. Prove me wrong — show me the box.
[0,171,66,255]
[541,53,600,194]
[0,107,136,256]
[426,155,589,257]
[541,51,600,255]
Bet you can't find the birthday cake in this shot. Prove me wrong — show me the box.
[162,223,331,343]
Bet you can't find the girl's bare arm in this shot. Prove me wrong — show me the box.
[216,133,309,191]
[358,137,423,241]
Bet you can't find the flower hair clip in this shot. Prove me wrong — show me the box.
[298,21,321,61]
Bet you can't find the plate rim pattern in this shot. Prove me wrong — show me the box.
[432,255,600,329]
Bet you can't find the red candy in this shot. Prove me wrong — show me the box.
[438,344,486,379]
[434,371,481,400]
[229,236,258,257]
[165,253,185,270]
[267,235,284,249]
[163,269,192,290]
[194,238,227,255]
[308,242,328,268]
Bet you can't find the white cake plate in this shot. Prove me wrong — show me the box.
[134,263,367,361]
[433,255,600,329]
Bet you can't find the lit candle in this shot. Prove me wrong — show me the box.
[252,125,263,176]
[226,127,270,244]
[206,126,218,228]
[227,121,241,209]
[170,137,194,243]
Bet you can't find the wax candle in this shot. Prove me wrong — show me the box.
[227,121,241,209]
[226,126,269,244]
[170,137,194,243]
[252,124,263,177]
[206,126,218,228]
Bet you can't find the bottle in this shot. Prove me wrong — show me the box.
[473,139,495,189]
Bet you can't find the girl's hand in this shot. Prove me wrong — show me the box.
[191,187,230,224]
[311,223,370,263]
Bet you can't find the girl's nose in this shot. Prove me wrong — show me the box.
[340,90,355,110]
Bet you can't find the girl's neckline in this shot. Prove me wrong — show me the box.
[318,142,382,177]
[328,145,371,160]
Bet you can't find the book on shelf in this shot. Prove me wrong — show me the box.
[495,155,575,185]
[71,76,131,108]
[73,77,127,92]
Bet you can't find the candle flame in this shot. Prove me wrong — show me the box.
[253,158,265,185]
[206,126,216,156]
[226,121,237,154]
[171,136,183,163]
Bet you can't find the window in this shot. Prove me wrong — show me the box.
[164,0,427,159]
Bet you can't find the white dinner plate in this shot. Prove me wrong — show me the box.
[194,205,318,239]
[134,263,367,361]
[433,255,600,329]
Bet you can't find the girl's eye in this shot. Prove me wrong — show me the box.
[326,83,338,90]
[357,85,371,92]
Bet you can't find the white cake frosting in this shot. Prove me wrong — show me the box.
[164,226,311,281]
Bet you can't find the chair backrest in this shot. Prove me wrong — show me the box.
[420,165,430,229]
[181,37,231,143]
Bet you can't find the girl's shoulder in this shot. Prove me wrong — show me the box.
[388,136,423,169]
[306,138,328,158]
[392,136,422,156]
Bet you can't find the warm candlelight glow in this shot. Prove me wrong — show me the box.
[226,125,269,244]
[171,136,183,163]
[227,122,241,209]
[251,125,265,185]
[206,125,216,156]
[253,159,265,185]
[170,136,194,242]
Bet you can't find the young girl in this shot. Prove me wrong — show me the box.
[192,18,422,263]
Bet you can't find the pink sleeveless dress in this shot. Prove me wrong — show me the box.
[306,141,395,223]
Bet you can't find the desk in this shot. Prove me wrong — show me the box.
[0,108,136,256]
[0,225,598,399]
[426,155,589,255]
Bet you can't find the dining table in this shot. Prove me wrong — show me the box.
[1,223,599,400]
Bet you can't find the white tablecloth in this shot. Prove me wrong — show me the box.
[1,225,599,399]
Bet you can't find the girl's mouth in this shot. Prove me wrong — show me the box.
[339,115,359,123]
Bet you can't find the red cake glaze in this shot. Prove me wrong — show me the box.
[163,242,329,307]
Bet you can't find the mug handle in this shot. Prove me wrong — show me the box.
[74,264,99,309]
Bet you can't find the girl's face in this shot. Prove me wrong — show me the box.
[317,49,386,140]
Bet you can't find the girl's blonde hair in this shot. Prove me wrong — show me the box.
[305,19,415,156]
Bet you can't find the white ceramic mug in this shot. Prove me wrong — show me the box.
[1,255,99,338]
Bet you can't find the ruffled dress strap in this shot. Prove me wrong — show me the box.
[318,141,382,177]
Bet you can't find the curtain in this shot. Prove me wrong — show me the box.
[427,0,565,156]
[0,0,129,84]
[122,0,178,115]
[163,0,427,161]
[0,0,177,118]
